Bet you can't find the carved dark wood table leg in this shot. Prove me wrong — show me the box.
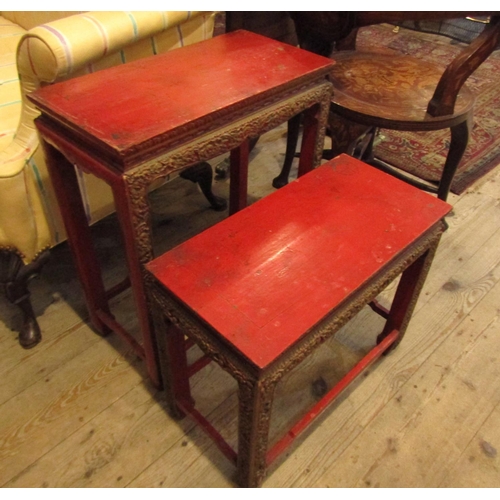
[237,377,276,488]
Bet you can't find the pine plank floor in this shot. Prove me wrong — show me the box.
[2,125,500,488]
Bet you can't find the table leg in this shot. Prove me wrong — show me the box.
[111,176,161,388]
[156,314,192,419]
[377,235,442,349]
[237,378,275,488]
[41,140,111,336]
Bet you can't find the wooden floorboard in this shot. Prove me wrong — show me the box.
[2,125,500,488]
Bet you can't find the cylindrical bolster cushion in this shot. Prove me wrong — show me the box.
[17,11,203,82]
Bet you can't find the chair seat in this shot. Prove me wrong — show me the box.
[276,15,500,202]
[330,50,475,130]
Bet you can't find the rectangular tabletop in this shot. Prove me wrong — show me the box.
[147,155,452,370]
[28,30,334,170]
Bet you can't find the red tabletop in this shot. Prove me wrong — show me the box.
[147,155,451,370]
[28,30,334,167]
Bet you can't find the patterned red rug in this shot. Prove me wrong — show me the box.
[357,23,500,194]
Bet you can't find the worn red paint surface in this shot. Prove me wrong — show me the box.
[28,30,334,156]
[147,155,452,369]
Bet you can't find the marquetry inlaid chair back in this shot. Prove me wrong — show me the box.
[274,12,500,201]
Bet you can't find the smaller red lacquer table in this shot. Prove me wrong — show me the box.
[28,30,334,388]
[146,154,452,487]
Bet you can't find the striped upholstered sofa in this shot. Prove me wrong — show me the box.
[0,11,216,348]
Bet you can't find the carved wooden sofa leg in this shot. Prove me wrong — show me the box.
[179,162,227,211]
[1,249,50,348]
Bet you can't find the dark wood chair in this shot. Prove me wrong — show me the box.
[274,12,500,201]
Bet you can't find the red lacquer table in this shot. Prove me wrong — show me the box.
[146,154,452,487]
[28,30,334,387]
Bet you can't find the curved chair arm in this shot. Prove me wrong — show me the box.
[427,14,500,117]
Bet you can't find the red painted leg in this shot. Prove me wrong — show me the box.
[377,236,442,349]
[155,314,192,419]
[41,140,111,336]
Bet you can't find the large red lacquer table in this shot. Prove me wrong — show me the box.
[28,30,334,387]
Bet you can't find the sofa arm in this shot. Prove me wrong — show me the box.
[17,11,212,82]
[2,11,214,179]
[1,11,215,263]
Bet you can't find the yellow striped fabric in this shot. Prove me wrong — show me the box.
[0,11,216,263]
[0,17,24,150]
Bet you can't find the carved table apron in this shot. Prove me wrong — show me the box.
[28,30,334,387]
